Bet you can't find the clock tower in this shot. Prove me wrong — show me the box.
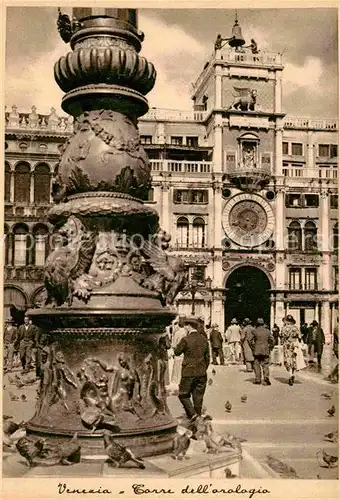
[191,15,285,327]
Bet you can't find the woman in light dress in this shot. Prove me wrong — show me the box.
[281,315,302,386]
[169,317,188,390]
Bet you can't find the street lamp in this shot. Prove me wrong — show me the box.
[187,276,212,316]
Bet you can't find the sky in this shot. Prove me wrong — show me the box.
[4,6,338,119]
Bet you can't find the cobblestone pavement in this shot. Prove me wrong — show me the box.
[2,345,338,479]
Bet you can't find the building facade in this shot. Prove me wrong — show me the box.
[3,28,338,339]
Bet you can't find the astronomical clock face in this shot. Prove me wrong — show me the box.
[222,193,275,247]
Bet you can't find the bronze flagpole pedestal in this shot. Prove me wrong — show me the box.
[26,8,187,458]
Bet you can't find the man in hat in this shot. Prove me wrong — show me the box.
[174,318,210,421]
[248,318,274,385]
[16,314,38,373]
[307,320,325,370]
[4,318,18,373]
[209,323,224,365]
[225,318,242,364]
[240,318,255,373]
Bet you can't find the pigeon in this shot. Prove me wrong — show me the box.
[225,401,232,413]
[172,430,192,460]
[3,415,13,421]
[316,449,338,469]
[241,395,247,403]
[321,392,332,400]
[324,431,338,443]
[21,394,27,402]
[225,467,237,478]
[9,392,19,401]
[327,405,336,417]
[212,369,216,376]
[43,433,81,465]
[208,378,213,386]
[16,436,45,467]
[266,455,299,478]
[103,433,145,469]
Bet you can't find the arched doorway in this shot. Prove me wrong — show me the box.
[225,266,271,326]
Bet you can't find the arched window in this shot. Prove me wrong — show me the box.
[304,221,318,251]
[14,163,30,203]
[176,217,189,248]
[287,221,302,251]
[333,222,338,252]
[34,164,51,203]
[33,224,49,266]
[3,286,27,322]
[192,217,206,248]
[13,224,29,267]
[5,163,11,202]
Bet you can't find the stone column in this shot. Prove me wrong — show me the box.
[161,184,171,234]
[29,171,34,204]
[211,291,224,333]
[213,114,223,173]
[270,298,276,329]
[320,191,331,291]
[274,71,282,113]
[321,300,331,343]
[275,295,285,326]
[213,181,223,249]
[215,65,222,109]
[10,169,15,203]
[274,123,283,176]
[307,130,314,170]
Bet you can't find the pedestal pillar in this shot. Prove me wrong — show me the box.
[215,66,222,109]
[26,8,183,459]
[213,114,223,173]
[274,71,282,113]
[274,123,283,176]
[275,298,285,326]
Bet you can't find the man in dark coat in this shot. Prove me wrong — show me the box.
[249,318,274,386]
[307,320,325,370]
[241,318,255,372]
[209,323,224,365]
[174,318,210,420]
[15,314,37,373]
[4,318,18,372]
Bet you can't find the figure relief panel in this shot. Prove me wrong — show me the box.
[222,78,275,113]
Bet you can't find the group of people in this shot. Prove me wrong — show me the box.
[167,313,339,423]
[4,314,46,378]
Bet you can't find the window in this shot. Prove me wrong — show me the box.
[286,194,302,207]
[289,268,302,290]
[13,225,29,267]
[333,222,338,252]
[191,265,206,283]
[33,225,49,266]
[173,189,208,204]
[186,136,199,147]
[291,143,303,156]
[282,142,289,155]
[34,164,50,203]
[5,163,11,202]
[304,221,318,251]
[330,195,338,209]
[176,217,189,248]
[140,135,152,145]
[192,217,205,248]
[305,268,317,290]
[318,144,338,157]
[287,221,302,251]
[171,136,183,146]
[14,163,30,203]
[304,194,319,208]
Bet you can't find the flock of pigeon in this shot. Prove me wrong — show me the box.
[2,368,338,477]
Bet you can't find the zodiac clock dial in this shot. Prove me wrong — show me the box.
[222,193,275,247]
